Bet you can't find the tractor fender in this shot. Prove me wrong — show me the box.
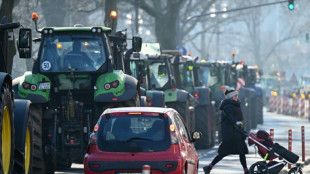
[0,72,12,90]
[13,99,31,151]
[165,88,189,103]
[194,87,211,106]
[146,90,165,107]
[94,73,138,102]
[12,71,50,103]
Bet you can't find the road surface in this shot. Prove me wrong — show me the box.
[56,108,310,173]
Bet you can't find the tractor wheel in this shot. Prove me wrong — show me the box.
[256,95,263,124]
[194,106,210,149]
[166,99,190,129]
[0,84,14,174]
[29,104,47,174]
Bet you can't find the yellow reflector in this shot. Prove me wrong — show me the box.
[84,42,89,46]
[301,94,306,99]
[170,124,175,132]
[293,93,297,98]
[201,59,206,62]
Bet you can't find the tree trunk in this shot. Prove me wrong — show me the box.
[0,0,16,74]
[40,0,66,27]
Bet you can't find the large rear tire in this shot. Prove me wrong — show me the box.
[194,106,210,149]
[0,83,14,174]
[29,104,47,174]
[166,99,190,130]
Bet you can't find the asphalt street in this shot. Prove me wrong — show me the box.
[56,108,310,173]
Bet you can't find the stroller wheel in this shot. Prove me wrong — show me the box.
[288,167,303,174]
[249,161,269,174]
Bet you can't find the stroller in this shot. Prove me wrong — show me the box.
[246,130,302,174]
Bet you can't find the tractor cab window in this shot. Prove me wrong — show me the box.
[39,32,107,72]
[149,62,169,89]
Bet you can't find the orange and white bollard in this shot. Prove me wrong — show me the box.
[270,129,274,142]
[302,126,305,161]
[142,165,151,174]
[288,129,292,169]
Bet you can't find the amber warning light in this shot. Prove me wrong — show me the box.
[110,10,117,19]
[32,12,39,21]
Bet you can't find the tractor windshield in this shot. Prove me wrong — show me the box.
[179,64,195,88]
[198,66,218,87]
[39,32,107,72]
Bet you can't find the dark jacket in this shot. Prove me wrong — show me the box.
[218,98,248,155]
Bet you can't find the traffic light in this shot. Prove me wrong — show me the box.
[288,0,294,10]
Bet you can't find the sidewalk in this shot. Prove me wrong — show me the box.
[197,109,310,173]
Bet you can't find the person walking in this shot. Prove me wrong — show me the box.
[203,89,249,174]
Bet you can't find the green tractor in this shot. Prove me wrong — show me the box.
[193,60,226,148]
[123,43,165,107]
[13,13,141,173]
[134,46,196,132]
[0,18,40,174]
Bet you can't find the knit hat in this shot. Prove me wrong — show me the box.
[225,89,238,99]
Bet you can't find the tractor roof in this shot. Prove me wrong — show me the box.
[40,26,112,33]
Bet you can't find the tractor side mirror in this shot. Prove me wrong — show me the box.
[132,36,142,52]
[18,28,32,58]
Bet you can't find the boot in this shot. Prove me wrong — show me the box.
[203,166,211,174]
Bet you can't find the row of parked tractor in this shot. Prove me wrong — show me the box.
[0,12,263,174]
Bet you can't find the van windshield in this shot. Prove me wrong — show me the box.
[97,115,170,152]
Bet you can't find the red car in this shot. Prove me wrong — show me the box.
[84,107,201,174]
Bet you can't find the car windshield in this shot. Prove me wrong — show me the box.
[39,32,107,72]
[97,115,170,152]
[148,62,169,89]
[198,66,218,87]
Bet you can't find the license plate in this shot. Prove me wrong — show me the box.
[116,173,142,174]
[39,83,50,90]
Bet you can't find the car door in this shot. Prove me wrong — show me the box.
[174,112,197,173]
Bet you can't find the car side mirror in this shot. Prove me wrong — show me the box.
[191,131,202,142]
[18,28,32,58]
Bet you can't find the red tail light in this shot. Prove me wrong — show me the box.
[22,82,30,89]
[194,92,199,99]
[236,87,240,91]
[111,80,119,88]
[169,124,179,144]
